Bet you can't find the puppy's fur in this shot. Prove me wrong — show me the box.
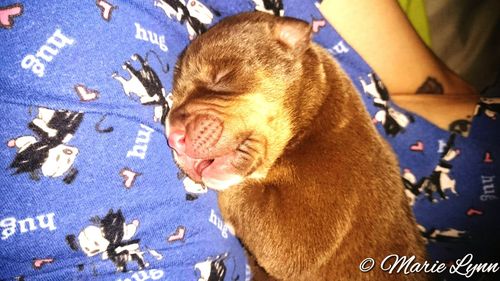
[167,12,427,280]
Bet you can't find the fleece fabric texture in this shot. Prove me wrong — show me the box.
[0,0,498,280]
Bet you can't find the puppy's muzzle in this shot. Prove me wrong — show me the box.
[168,114,223,159]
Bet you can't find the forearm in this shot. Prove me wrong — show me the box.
[319,0,478,132]
[319,0,476,95]
[391,95,478,134]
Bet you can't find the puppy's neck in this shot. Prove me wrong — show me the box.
[285,44,352,152]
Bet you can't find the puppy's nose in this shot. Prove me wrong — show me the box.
[168,129,187,154]
[185,114,223,157]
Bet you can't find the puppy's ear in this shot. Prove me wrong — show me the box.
[273,17,312,53]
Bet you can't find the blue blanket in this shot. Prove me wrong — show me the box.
[0,1,498,280]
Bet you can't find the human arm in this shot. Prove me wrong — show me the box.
[319,0,478,132]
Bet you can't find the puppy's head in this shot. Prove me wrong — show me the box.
[166,12,313,190]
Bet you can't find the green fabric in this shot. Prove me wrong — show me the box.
[398,0,432,46]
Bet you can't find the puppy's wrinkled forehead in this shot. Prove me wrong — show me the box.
[172,12,311,102]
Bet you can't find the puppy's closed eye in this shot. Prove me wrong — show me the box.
[189,87,238,103]
[213,68,233,85]
[209,68,249,94]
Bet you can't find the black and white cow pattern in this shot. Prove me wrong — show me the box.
[252,0,284,16]
[8,107,82,184]
[402,168,419,206]
[418,134,459,203]
[113,53,172,123]
[195,253,228,281]
[154,0,216,40]
[183,176,208,201]
[418,224,470,244]
[475,97,500,120]
[360,73,414,137]
[73,209,149,272]
[402,134,460,204]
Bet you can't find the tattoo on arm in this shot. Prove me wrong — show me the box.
[416,77,444,94]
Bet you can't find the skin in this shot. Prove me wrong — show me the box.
[167,12,428,281]
[319,0,479,133]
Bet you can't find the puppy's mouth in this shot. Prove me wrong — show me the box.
[171,136,262,190]
[194,159,215,178]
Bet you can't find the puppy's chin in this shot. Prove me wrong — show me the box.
[202,174,244,191]
[172,149,251,191]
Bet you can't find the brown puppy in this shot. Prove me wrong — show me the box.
[166,12,427,281]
